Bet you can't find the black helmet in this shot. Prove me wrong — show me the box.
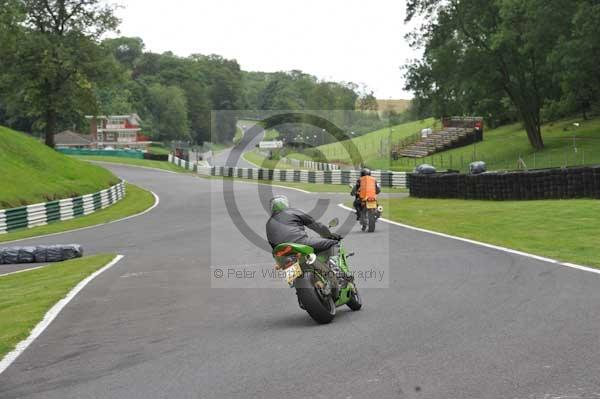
[360,168,371,176]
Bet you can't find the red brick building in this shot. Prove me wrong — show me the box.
[86,114,151,149]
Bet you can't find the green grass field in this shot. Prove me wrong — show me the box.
[243,150,298,169]
[0,183,155,243]
[282,115,600,173]
[263,129,279,140]
[74,156,193,173]
[288,118,435,165]
[0,254,116,359]
[381,197,600,268]
[386,116,600,172]
[0,126,119,208]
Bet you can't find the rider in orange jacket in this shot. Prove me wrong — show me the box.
[350,168,381,220]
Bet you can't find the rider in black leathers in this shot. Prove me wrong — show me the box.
[266,195,341,255]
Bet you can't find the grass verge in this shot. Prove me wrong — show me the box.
[242,150,298,169]
[0,126,119,208]
[0,183,155,243]
[147,143,170,155]
[73,155,193,173]
[380,197,600,268]
[0,253,117,359]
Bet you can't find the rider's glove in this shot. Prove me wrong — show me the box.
[329,233,343,241]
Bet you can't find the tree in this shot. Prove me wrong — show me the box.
[0,0,120,147]
[358,91,378,111]
[550,1,600,120]
[146,83,190,142]
[102,37,145,70]
[405,0,577,149]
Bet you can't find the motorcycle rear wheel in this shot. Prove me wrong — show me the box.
[296,274,336,324]
[367,210,376,232]
[360,209,367,231]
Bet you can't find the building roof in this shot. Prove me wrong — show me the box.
[85,113,143,124]
[55,131,92,146]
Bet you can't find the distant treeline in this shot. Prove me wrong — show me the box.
[0,1,414,147]
[404,0,600,149]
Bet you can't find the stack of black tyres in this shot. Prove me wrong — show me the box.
[408,165,600,200]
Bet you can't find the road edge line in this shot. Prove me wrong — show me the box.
[0,190,160,245]
[212,177,312,194]
[0,265,47,277]
[0,254,125,376]
[83,160,182,174]
[336,203,600,275]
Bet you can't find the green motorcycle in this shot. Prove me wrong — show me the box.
[272,218,362,324]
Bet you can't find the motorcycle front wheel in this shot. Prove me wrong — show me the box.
[347,288,363,311]
[295,272,336,324]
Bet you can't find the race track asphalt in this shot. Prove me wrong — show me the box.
[210,122,264,168]
[1,163,600,399]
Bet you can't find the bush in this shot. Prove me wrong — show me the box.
[143,153,169,161]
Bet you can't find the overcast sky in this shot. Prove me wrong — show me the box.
[113,0,419,99]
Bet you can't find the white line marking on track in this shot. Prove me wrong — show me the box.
[218,178,311,194]
[85,160,181,174]
[0,265,47,277]
[0,190,160,245]
[0,254,125,376]
[337,203,600,276]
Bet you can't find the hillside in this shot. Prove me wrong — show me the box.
[0,126,119,208]
[376,99,411,113]
[290,118,434,165]
[385,116,600,172]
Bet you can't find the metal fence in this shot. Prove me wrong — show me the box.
[389,146,594,173]
[57,148,145,159]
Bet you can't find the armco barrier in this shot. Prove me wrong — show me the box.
[169,154,407,187]
[408,165,600,200]
[205,166,406,188]
[0,181,126,234]
[280,158,340,171]
[168,154,198,172]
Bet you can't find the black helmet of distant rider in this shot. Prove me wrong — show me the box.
[352,168,373,196]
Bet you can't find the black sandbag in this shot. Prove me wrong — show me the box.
[61,244,83,260]
[17,246,36,263]
[0,245,84,264]
[2,248,18,264]
[34,246,48,263]
[46,245,64,262]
